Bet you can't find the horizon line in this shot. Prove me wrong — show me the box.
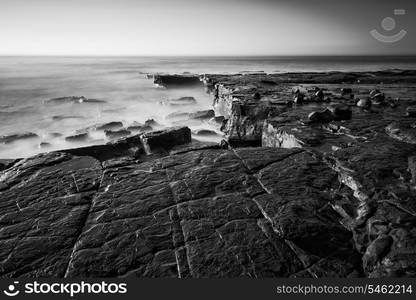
[1,54,416,58]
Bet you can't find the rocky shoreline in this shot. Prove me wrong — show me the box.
[1,70,416,278]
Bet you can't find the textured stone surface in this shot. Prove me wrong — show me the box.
[0,147,365,278]
[0,153,102,277]
[2,71,416,278]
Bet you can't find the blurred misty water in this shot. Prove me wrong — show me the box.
[1,56,416,158]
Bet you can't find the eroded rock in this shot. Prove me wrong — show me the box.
[140,127,192,154]
[0,132,39,144]
[65,133,89,142]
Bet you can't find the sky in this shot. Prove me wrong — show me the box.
[0,0,414,56]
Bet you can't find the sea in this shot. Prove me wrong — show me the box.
[1,56,416,159]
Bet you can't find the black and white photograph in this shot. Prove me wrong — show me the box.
[0,0,416,297]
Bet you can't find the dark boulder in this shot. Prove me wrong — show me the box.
[126,125,141,132]
[308,109,334,123]
[165,112,190,120]
[327,104,352,121]
[144,119,159,127]
[52,115,85,121]
[95,122,123,131]
[356,98,372,109]
[192,129,218,136]
[153,74,202,88]
[315,89,325,100]
[370,90,385,104]
[209,116,225,125]
[65,133,89,142]
[0,132,39,144]
[167,110,215,121]
[189,110,215,120]
[160,96,197,106]
[39,142,52,149]
[63,134,145,161]
[293,93,305,104]
[105,129,131,139]
[140,127,191,154]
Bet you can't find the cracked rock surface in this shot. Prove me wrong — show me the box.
[1,71,416,278]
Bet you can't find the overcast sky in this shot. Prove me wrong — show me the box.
[0,0,414,56]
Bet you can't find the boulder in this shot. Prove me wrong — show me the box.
[327,104,352,121]
[105,129,131,139]
[52,115,85,121]
[160,96,197,106]
[126,125,152,132]
[315,89,325,100]
[144,119,159,127]
[293,93,304,104]
[65,133,89,142]
[140,127,192,154]
[308,109,334,123]
[167,110,215,121]
[63,134,145,161]
[370,90,385,104]
[189,110,215,120]
[209,116,225,126]
[0,132,39,144]
[356,98,372,109]
[39,142,52,149]
[341,88,353,95]
[153,74,202,88]
[192,129,218,136]
[95,122,124,131]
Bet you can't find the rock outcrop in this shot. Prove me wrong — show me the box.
[2,70,416,278]
[153,75,203,88]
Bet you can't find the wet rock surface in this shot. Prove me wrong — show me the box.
[154,74,203,88]
[65,133,89,142]
[2,70,416,278]
[46,96,107,104]
[0,133,39,144]
[160,96,197,106]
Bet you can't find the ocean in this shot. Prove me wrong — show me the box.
[1,56,416,159]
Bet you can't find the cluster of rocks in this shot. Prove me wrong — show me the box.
[1,70,416,278]
[154,88,221,138]
[64,119,159,143]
